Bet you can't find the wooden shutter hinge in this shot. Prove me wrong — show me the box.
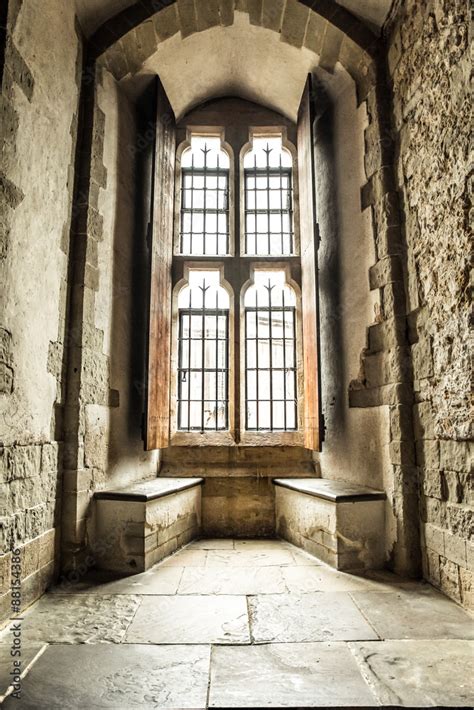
[146,221,152,251]
[321,412,326,442]
[315,221,321,248]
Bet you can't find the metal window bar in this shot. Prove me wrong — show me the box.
[177,281,229,431]
[180,143,230,256]
[245,280,297,431]
[244,144,294,256]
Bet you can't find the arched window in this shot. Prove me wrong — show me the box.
[179,136,230,256]
[176,270,229,432]
[243,136,294,256]
[244,271,297,431]
[146,79,322,451]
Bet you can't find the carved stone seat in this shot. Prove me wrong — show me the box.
[273,478,386,571]
[94,477,204,574]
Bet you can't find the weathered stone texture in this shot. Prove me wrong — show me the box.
[0,0,82,626]
[387,0,472,608]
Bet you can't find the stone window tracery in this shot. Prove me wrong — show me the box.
[171,129,302,440]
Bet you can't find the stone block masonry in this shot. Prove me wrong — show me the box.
[60,60,159,574]
[0,0,82,626]
[384,0,472,609]
[99,0,378,100]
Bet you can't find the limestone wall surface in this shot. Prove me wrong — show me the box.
[387,0,472,607]
[0,0,81,624]
[315,71,391,500]
[61,66,159,569]
[90,69,159,489]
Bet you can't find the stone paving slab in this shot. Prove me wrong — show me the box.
[350,587,474,640]
[232,539,295,551]
[282,564,420,593]
[0,594,141,645]
[160,549,208,566]
[1,539,473,708]
[0,643,45,699]
[2,643,210,709]
[289,547,325,565]
[125,594,250,644]
[178,565,288,595]
[206,548,296,567]
[249,592,379,643]
[50,566,183,595]
[209,642,377,707]
[192,539,235,549]
[350,639,474,707]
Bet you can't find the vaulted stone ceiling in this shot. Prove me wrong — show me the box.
[75,0,394,38]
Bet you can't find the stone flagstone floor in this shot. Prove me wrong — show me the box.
[0,538,473,708]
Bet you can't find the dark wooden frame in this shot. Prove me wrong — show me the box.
[145,77,176,450]
[298,75,323,451]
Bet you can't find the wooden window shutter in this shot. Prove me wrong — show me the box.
[145,77,176,450]
[297,75,323,451]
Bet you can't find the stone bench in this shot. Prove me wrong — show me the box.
[273,478,386,571]
[94,477,204,574]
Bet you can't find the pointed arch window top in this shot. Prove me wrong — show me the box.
[244,135,292,169]
[244,270,296,308]
[181,135,230,169]
[178,269,230,309]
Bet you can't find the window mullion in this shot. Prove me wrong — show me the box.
[268,281,274,431]
[200,285,206,432]
[215,289,219,431]
[282,289,287,431]
[255,287,260,430]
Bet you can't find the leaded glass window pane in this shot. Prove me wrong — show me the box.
[244,137,294,256]
[177,271,229,431]
[244,271,297,431]
[180,137,230,256]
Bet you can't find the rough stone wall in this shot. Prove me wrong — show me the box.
[0,0,82,624]
[386,0,472,608]
[62,66,158,571]
[96,70,158,488]
[315,71,391,502]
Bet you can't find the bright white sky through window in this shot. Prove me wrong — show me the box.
[245,270,297,431]
[244,135,294,256]
[180,136,230,256]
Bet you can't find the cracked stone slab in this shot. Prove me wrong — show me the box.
[0,644,45,699]
[350,640,474,707]
[5,594,142,644]
[282,565,420,593]
[159,549,208,567]
[232,539,295,551]
[206,548,296,567]
[125,594,250,644]
[2,644,210,709]
[209,642,377,707]
[350,586,474,639]
[249,593,379,643]
[50,566,183,595]
[178,565,288,595]
[190,538,235,549]
[287,546,324,565]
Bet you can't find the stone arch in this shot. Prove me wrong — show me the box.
[90,0,380,103]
